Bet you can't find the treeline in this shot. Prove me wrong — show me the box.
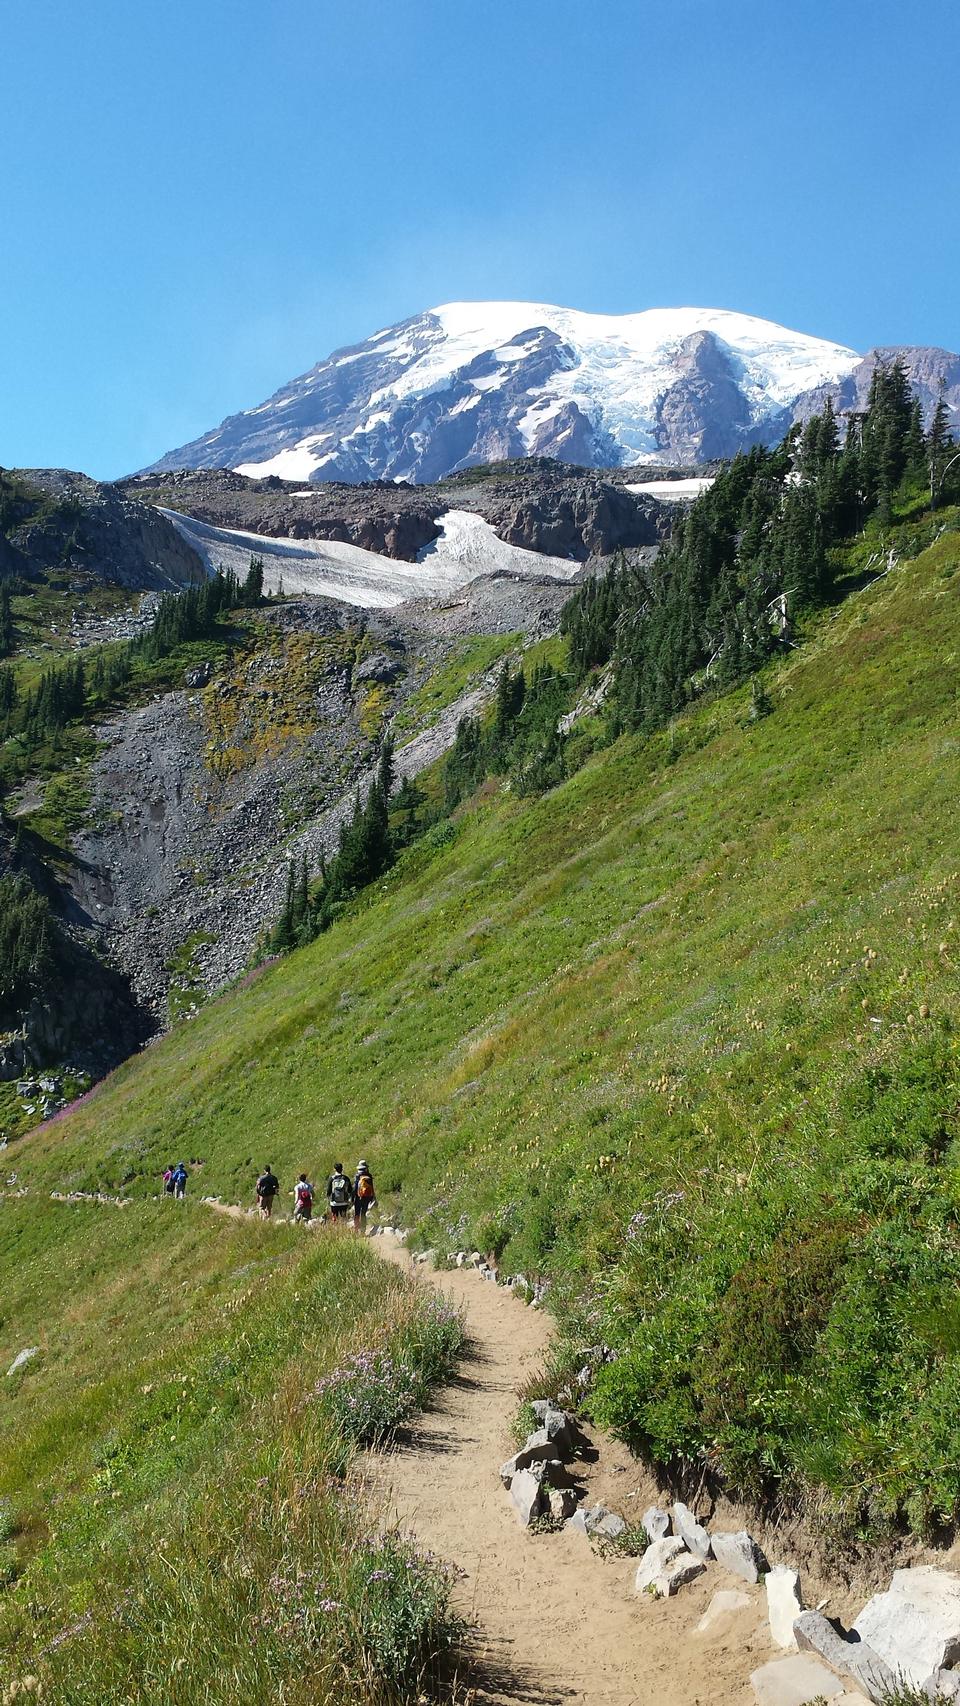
[270,738,405,950]
[0,872,57,1028]
[0,558,266,756]
[261,368,957,963]
[563,361,958,733]
[139,559,264,662]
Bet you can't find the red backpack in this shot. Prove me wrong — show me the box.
[356,1172,374,1203]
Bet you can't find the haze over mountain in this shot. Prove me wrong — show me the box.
[147,301,960,484]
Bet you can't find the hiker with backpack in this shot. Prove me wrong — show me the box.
[256,1164,280,1219]
[162,1165,175,1197]
[293,1173,314,1224]
[171,1161,188,1200]
[327,1162,353,1221]
[353,1159,375,1230]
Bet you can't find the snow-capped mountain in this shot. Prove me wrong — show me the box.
[147,303,959,483]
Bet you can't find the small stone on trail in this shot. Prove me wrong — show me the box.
[750,1654,846,1706]
[642,1505,671,1542]
[593,1512,626,1539]
[712,1528,768,1585]
[509,1467,545,1527]
[672,1500,713,1559]
[499,1434,563,1487]
[696,1589,752,1635]
[548,1487,577,1521]
[636,1536,702,1597]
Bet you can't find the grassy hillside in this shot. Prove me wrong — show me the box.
[0,1197,463,1704]
[15,521,960,1540]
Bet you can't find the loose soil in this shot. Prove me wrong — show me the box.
[372,1236,775,1706]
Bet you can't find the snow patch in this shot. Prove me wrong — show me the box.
[158,507,578,609]
[625,477,715,501]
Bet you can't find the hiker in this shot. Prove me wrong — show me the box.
[171,1161,188,1200]
[353,1159,375,1230]
[293,1173,314,1224]
[162,1164,175,1197]
[256,1164,280,1219]
[327,1162,353,1221]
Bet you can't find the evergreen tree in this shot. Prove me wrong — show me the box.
[0,583,13,657]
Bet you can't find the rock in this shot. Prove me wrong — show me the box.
[183,661,212,688]
[793,1611,895,1703]
[672,1500,713,1560]
[642,1505,672,1542]
[593,1512,627,1540]
[854,1567,960,1692]
[566,1508,590,1535]
[6,1346,39,1377]
[509,1468,545,1527]
[766,1566,804,1650]
[696,1588,753,1634]
[635,1536,688,1596]
[541,1406,575,1453]
[547,1487,578,1521]
[499,1434,563,1487]
[354,652,403,685]
[660,1554,707,1597]
[924,1669,960,1701]
[750,1654,847,1706]
[465,1252,482,1267]
[712,1529,768,1585]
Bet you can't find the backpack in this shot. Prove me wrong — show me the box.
[356,1172,374,1203]
[296,1182,313,1207]
[330,1173,350,1206]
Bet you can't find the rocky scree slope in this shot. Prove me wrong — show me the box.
[145,299,960,482]
[66,585,565,1019]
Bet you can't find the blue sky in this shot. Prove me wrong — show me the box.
[2,0,958,478]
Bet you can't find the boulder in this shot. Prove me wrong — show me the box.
[750,1654,847,1706]
[672,1500,712,1559]
[696,1589,753,1635]
[793,1611,895,1703]
[766,1565,804,1650]
[854,1567,960,1692]
[642,1505,672,1542]
[6,1347,39,1377]
[636,1536,690,1596]
[712,1528,767,1585]
[567,1507,590,1535]
[509,1468,545,1527]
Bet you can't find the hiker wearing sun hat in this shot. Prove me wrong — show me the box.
[353,1159,376,1230]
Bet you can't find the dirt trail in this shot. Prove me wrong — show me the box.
[371,1235,772,1706]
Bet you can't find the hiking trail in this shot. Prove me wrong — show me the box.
[369,1233,772,1706]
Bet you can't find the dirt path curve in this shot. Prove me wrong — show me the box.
[371,1235,768,1706]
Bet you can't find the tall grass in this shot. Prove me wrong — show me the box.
[0,1203,464,1704]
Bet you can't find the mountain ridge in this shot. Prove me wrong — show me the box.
[145,300,960,483]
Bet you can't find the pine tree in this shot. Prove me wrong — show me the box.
[0,583,13,657]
